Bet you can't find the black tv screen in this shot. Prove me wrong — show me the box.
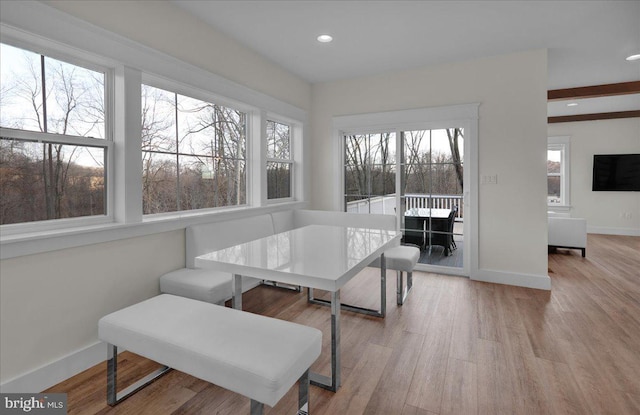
[592,154,640,191]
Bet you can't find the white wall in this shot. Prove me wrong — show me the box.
[43,0,311,111]
[0,231,184,385]
[310,49,549,284]
[548,118,640,235]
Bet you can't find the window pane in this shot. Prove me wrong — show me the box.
[44,56,105,138]
[177,94,212,155]
[266,120,290,199]
[210,158,246,207]
[370,132,395,164]
[178,98,248,159]
[403,163,428,194]
[370,163,395,196]
[222,159,247,206]
[345,134,369,167]
[345,164,368,196]
[266,120,290,159]
[402,129,463,196]
[548,176,561,204]
[179,155,246,209]
[430,163,463,194]
[142,151,178,214]
[1,44,45,132]
[215,106,246,161]
[548,149,562,173]
[141,85,247,213]
[267,161,291,199]
[1,138,105,224]
[344,132,397,214]
[403,130,430,165]
[142,85,177,153]
[179,155,216,210]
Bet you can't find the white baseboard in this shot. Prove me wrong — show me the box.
[472,269,551,290]
[0,342,105,393]
[0,280,271,394]
[588,226,640,236]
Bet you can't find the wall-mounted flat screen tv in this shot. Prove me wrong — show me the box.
[592,154,640,191]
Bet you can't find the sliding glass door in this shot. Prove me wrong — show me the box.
[343,127,466,272]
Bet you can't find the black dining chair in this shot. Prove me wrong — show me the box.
[403,216,425,249]
[448,205,458,252]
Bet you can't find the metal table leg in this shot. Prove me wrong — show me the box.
[310,290,341,392]
[232,274,242,310]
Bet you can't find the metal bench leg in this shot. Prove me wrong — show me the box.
[397,271,404,306]
[250,399,264,415]
[396,271,414,306]
[298,369,309,415]
[106,344,171,406]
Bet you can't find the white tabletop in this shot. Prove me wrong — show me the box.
[195,225,401,292]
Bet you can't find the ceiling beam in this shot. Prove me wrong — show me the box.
[548,81,640,101]
[548,110,640,124]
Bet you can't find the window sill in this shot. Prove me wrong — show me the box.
[0,201,306,260]
[547,205,572,213]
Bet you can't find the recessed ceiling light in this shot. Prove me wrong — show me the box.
[567,103,579,107]
[626,54,640,61]
[317,34,333,43]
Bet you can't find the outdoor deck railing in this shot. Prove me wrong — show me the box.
[405,194,463,219]
[346,194,464,219]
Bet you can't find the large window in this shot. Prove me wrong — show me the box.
[0,42,108,225]
[547,136,571,207]
[0,18,304,250]
[266,120,292,200]
[141,84,246,214]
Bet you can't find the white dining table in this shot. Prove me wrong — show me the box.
[195,224,401,392]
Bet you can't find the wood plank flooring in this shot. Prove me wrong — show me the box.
[46,233,640,414]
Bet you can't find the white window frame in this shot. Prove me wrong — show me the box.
[0,37,115,235]
[547,136,571,211]
[265,116,295,202]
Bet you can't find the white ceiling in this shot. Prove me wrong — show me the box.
[172,0,640,115]
[172,0,639,85]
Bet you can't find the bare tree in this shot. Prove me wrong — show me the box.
[446,128,463,190]
[344,134,368,197]
[403,130,428,194]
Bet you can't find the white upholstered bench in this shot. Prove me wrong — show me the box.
[160,214,277,305]
[370,244,419,305]
[98,294,322,414]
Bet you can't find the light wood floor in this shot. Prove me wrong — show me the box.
[46,234,640,414]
